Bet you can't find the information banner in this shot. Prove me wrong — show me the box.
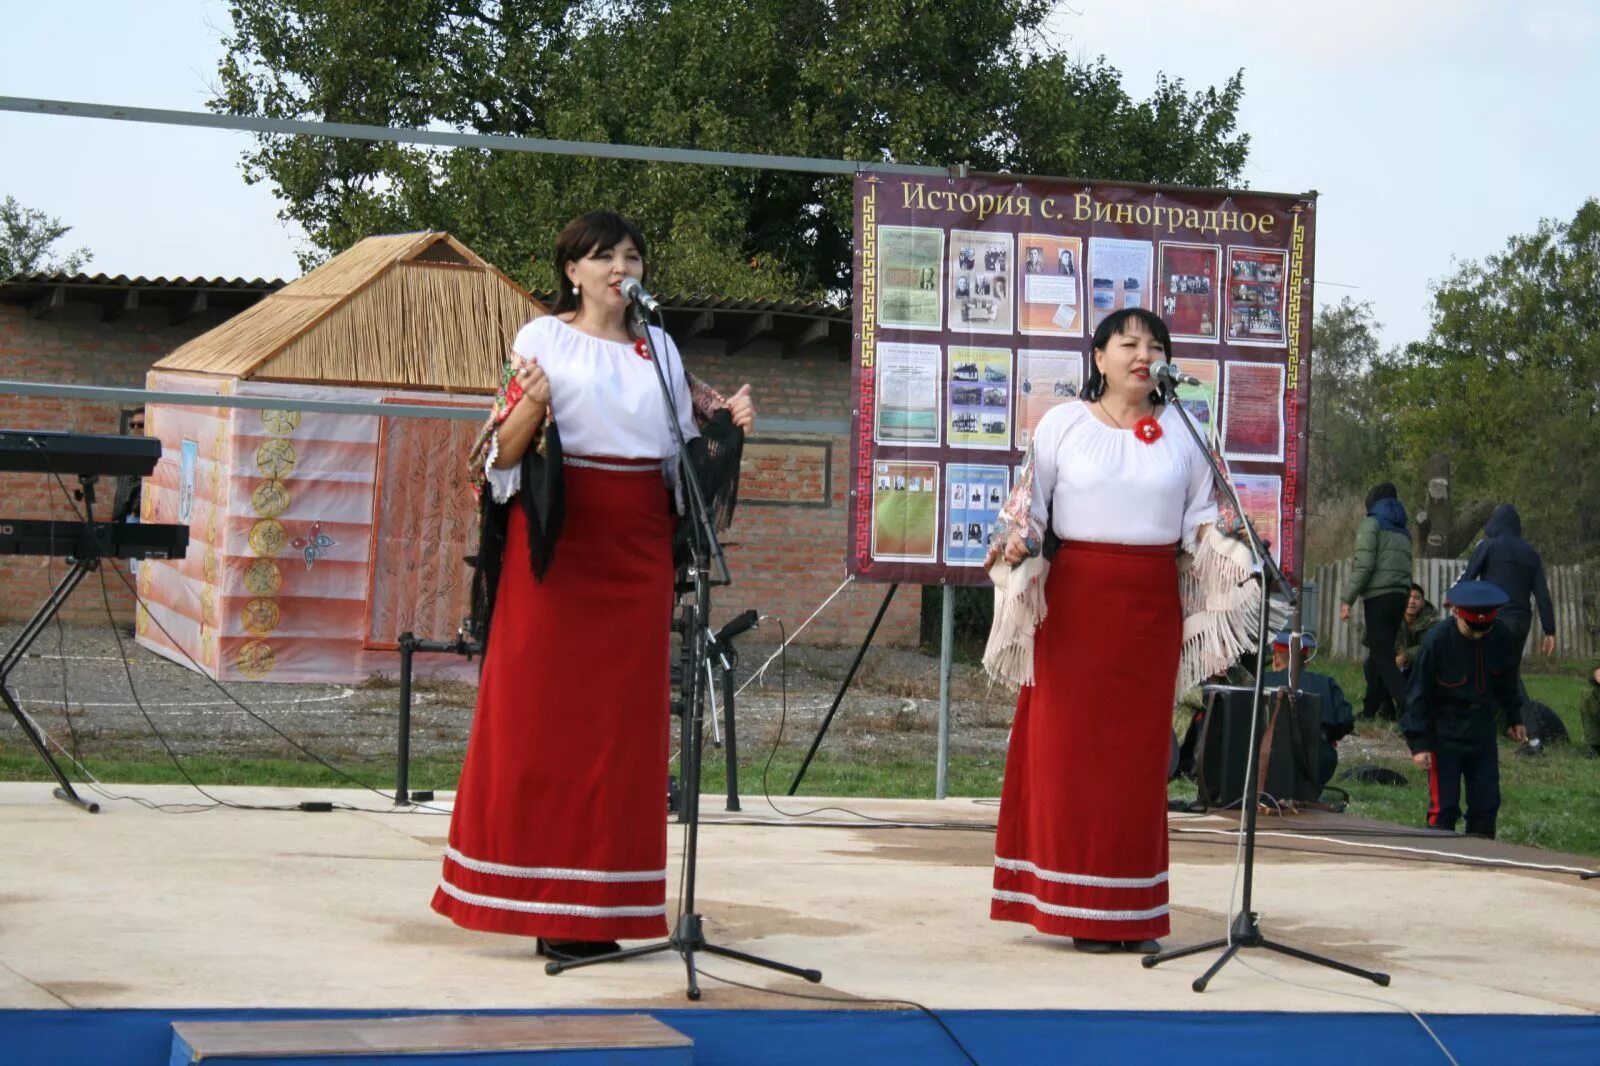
[849,175,1316,585]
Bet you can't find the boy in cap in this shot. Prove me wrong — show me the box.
[1259,632,1354,789]
[1401,580,1528,839]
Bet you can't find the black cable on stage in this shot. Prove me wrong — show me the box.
[11,473,214,813]
[748,619,993,832]
[46,464,295,813]
[35,464,449,817]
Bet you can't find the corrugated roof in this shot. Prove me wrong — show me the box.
[2,271,287,290]
[152,232,542,390]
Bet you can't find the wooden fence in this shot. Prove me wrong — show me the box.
[1304,559,1597,661]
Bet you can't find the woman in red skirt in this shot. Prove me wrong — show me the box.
[432,212,754,961]
[987,307,1253,955]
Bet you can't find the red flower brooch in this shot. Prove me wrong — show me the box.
[1133,416,1163,444]
[633,338,651,360]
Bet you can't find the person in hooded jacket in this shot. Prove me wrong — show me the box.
[1462,503,1556,660]
[1402,580,1527,839]
[1339,483,1414,721]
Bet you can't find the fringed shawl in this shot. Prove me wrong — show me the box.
[983,434,1263,700]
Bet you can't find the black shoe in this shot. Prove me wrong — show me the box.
[1072,938,1118,954]
[1122,939,1162,954]
[536,938,621,961]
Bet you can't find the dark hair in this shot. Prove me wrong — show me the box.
[1410,582,1426,596]
[1082,308,1173,404]
[550,211,648,316]
[1365,482,1397,510]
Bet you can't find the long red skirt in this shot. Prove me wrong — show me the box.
[991,540,1181,941]
[431,458,674,941]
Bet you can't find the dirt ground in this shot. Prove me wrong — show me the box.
[1,622,1425,781]
[0,622,1026,771]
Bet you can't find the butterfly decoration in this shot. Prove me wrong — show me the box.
[291,522,338,571]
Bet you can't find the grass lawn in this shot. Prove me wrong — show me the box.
[1271,658,1600,856]
[5,658,1594,857]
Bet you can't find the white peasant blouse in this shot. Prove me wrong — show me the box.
[1028,400,1218,551]
[484,315,699,503]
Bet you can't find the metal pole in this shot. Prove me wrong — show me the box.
[788,584,898,795]
[395,633,415,805]
[936,587,954,800]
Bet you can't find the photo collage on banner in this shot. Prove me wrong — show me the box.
[852,177,1316,584]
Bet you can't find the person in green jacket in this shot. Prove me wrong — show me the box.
[1338,482,1414,722]
[1580,663,1600,759]
[1395,582,1438,675]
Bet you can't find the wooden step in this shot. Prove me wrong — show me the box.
[169,1013,692,1065]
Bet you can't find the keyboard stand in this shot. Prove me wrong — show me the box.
[0,474,106,812]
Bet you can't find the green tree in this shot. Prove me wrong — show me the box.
[1308,298,1397,506]
[213,0,1250,294]
[1384,198,1600,561]
[1302,298,1402,566]
[0,196,92,279]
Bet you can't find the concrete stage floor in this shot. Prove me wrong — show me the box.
[2,783,1596,1017]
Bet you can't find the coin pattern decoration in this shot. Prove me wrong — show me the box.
[256,438,296,479]
[242,411,302,681]
[252,479,290,519]
[249,519,288,558]
[244,559,283,596]
[236,640,275,678]
[261,409,302,436]
[241,598,281,636]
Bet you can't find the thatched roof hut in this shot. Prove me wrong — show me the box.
[139,233,543,683]
[154,231,533,389]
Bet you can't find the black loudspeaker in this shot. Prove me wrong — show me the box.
[1195,685,1323,809]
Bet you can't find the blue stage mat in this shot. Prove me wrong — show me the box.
[4,1007,1596,1065]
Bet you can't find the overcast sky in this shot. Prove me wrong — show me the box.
[3,0,1596,350]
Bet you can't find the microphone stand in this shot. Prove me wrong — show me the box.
[544,298,822,1000]
[1141,373,1390,992]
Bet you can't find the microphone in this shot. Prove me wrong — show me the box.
[619,276,661,314]
[1152,362,1200,390]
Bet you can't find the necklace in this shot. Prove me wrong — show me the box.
[1097,399,1164,444]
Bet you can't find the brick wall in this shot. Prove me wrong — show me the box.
[682,339,922,648]
[0,299,922,646]
[0,301,234,622]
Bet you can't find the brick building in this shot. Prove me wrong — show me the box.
[0,268,920,647]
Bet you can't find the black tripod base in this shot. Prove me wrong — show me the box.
[544,912,823,1001]
[52,785,100,813]
[1142,911,1390,992]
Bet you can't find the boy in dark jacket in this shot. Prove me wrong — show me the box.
[1402,580,1528,839]
[1339,483,1414,721]
[1462,504,1556,659]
